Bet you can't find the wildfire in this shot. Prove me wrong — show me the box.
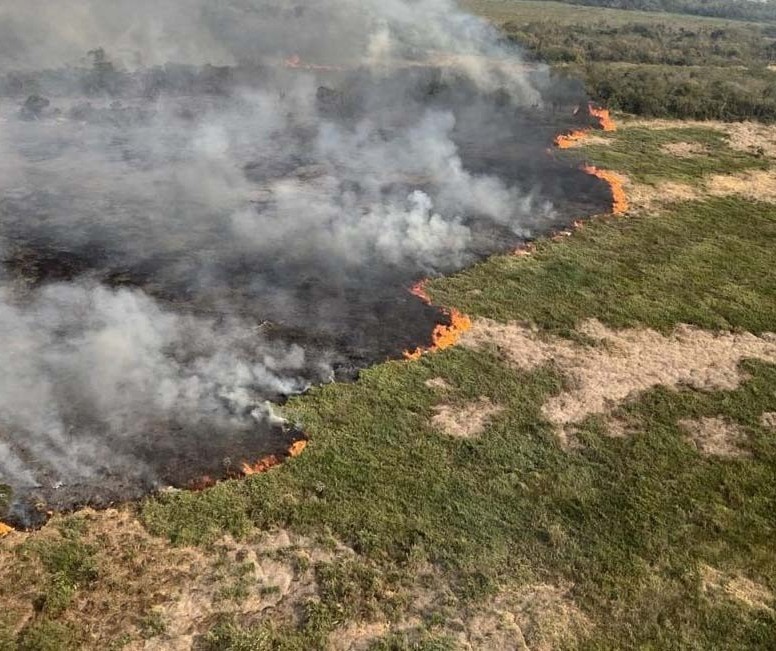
[553,103,617,149]
[0,522,12,538]
[284,55,341,71]
[409,279,431,303]
[582,165,629,215]
[241,454,280,475]
[403,281,473,360]
[554,130,588,149]
[552,104,627,216]
[241,438,308,476]
[589,106,616,132]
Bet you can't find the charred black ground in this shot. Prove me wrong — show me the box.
[0,58,610,526]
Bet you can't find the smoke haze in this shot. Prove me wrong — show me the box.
[0,0,608,523]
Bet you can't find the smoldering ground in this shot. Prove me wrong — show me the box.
[0,0,609,524]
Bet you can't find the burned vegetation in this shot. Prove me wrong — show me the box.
[0,0,611,525]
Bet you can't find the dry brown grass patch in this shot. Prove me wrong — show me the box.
[628,179,700,210]
[679,416,751,458]
[701,565,774,613]
[0,510,354,650]
[462,319,776,437]
[622,118,776,159]
[467,584,591,651]
[660,141,709,158]
[431,397,503,439]
[706,169,776,203]
[761,411,776,430]
[425,377,452,391]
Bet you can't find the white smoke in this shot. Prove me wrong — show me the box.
[0,282,324,488]
[0,0,579,508]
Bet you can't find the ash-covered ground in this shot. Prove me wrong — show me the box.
[0,0,610,526]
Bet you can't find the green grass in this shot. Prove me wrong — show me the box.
[142,195,776,648]
[562,127,769,185]
[429,198,776,334]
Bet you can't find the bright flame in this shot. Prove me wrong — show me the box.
[0,522,13,537]
[583,165,629,214]
[554,130,588,149]
[409,280,431,303]
[288,439,308,457]
[403,280,473,360]
[241,454,281,476]
[240,438,308,476]
[403,308,472,360]
[589,106,616,132]
[552,105,627,216]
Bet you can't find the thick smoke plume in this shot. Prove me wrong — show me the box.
[0,0,607,522]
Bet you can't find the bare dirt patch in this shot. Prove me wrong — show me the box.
[622,118,776,159]
[701,565,774,613]
[431,397,503,439]
[660,141,709,158]
[425,377,452,391]
[706,169,776,203]
[725,122,776,159]
[0,509,352,650]
[467,583,591,651]
[628,179,700,210]
[462,319,776,434]
[761,412,776,430]
[679,416,750,458]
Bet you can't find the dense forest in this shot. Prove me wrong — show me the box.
[490,1,776,122]
[579,63,776,121]
[507,21,776,66]
[544,0,776,23]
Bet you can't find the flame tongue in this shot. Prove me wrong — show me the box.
[554,129,588,149]
[403,281,473,360]
[589,106,616,132]
[241,439,308,476]
[583,165,628,215]
[553,104,627,215]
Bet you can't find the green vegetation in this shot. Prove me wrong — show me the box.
[467,0,776,121]
[582,64,776,122]
[16,620,75,651]
[511,21,776,66]
[3,11,776,645]
[527,0,776,23]
[142,191,776,647]
[430,198,776,333]
[561,125,768,183]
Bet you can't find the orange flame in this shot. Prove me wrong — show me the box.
[241,454,281,475]
[552,105,627,216]
[553,104,617,149]
[0,522,13,538]
[403,280,473,360]
[403,309,473,360]
[554,130,588,149]
[582,165,629,215]
[284,55,341,71]
[589,106,616,132]
[409,279,431,303]
[240,439,308,476]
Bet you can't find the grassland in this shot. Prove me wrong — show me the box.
[2,117,774,649]
[2,4,776,648]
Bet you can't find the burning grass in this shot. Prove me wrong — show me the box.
[132,192,776,649]
[559,124,770,187]
[4,118,776,649]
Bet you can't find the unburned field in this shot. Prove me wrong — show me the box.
[465,0,776,122]
[1,117,775,650]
